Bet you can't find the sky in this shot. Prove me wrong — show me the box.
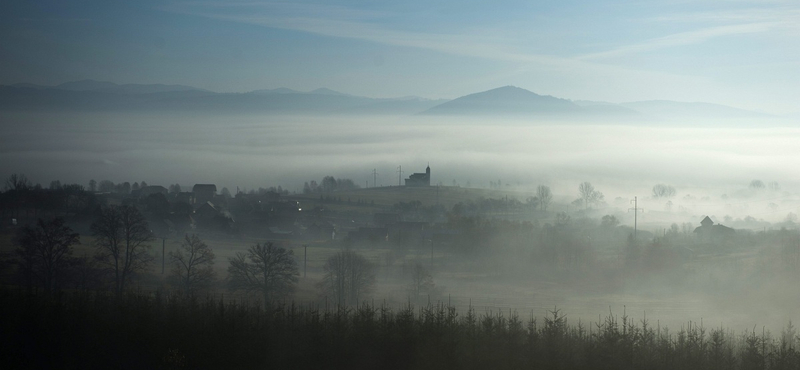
[1,0,798,114]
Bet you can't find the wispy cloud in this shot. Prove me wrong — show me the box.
[164,1,552,64]
[578,22,776,61]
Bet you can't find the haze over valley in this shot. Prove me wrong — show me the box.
[3,1,800,369]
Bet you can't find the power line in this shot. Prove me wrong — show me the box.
[397,165,404,186]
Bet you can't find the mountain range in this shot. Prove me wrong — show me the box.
[0,80,774,119]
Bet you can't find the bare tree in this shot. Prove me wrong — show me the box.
[749,180,765,190]
[91,205,154,294]
[651,184,676,199]
[768,181,780,191]
[169,234,216,295]
[14,217,80,293]
[409,262,435,299]
[5,173,30,191]
[537,185,553,211]
[227,242,298,305]
[578,182,604,210]
[321,249,375,306]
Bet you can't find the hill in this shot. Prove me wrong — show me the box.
[620,100,771,119]
[0,82,443,115]
[422,86,638,117]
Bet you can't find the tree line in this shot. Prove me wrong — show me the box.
[3,291,798,370]
[5,206,378,307]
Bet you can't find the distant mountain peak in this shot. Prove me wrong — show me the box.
[309,87,348,96]
[56,79,118,91]
[422,85,578,116]
[251,87,301,95]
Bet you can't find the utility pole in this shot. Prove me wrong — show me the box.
[397,165,404,186]
[303,245,307,278]
[372,168,378,188]
[161,237,166,274]
[628,197,644,239]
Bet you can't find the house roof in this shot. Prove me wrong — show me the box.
[193,184,217,192]
[700,216,713,226]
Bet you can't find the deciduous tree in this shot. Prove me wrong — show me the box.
[537,185,553,211]
[651,184,676,199]
[91,205,153,294]
[170,234,216,295]
[410,262,435,299]
[321,249,375,306]
[227,242,298,305]
[578,182,604,210]
[14,217,79,293]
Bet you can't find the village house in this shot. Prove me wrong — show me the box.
[192,184,217,206]
[693,216,735,242]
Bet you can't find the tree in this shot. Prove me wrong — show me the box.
[409,262,435,298]
[749,180,765,190]
[169,234,215,295]
[98,180,115,192]
[116,182,131,194]
[88,179,97,192]
[537,185,553,211]
[600,215,619,228]
[651,184,676,199]
[227,242,298,305]
[169,183,181,193]
[321,249,375,306]
[91,205,154,294]
[5,173,30,191]
[578,182,604,210]
[14,217,80,293]
[321,176,337,193]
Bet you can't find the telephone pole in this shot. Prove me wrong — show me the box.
[628,196,644,239]
[397,165,404,186]
[161,237,166,274]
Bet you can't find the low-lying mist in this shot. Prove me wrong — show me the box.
[5,109,800,334]
[3,111,799,218]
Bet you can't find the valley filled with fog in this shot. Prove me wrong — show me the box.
[5,110,800,331]
[3,111,800,206]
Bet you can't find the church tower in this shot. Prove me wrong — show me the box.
[425,164,431,186]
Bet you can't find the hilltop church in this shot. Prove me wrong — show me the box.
[405,165,431,187]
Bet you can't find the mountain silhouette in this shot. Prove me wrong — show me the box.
[423,86,580,116]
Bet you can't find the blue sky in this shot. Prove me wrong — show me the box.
[2,0,798,113]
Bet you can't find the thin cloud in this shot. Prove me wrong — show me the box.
[579,22,776,61]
